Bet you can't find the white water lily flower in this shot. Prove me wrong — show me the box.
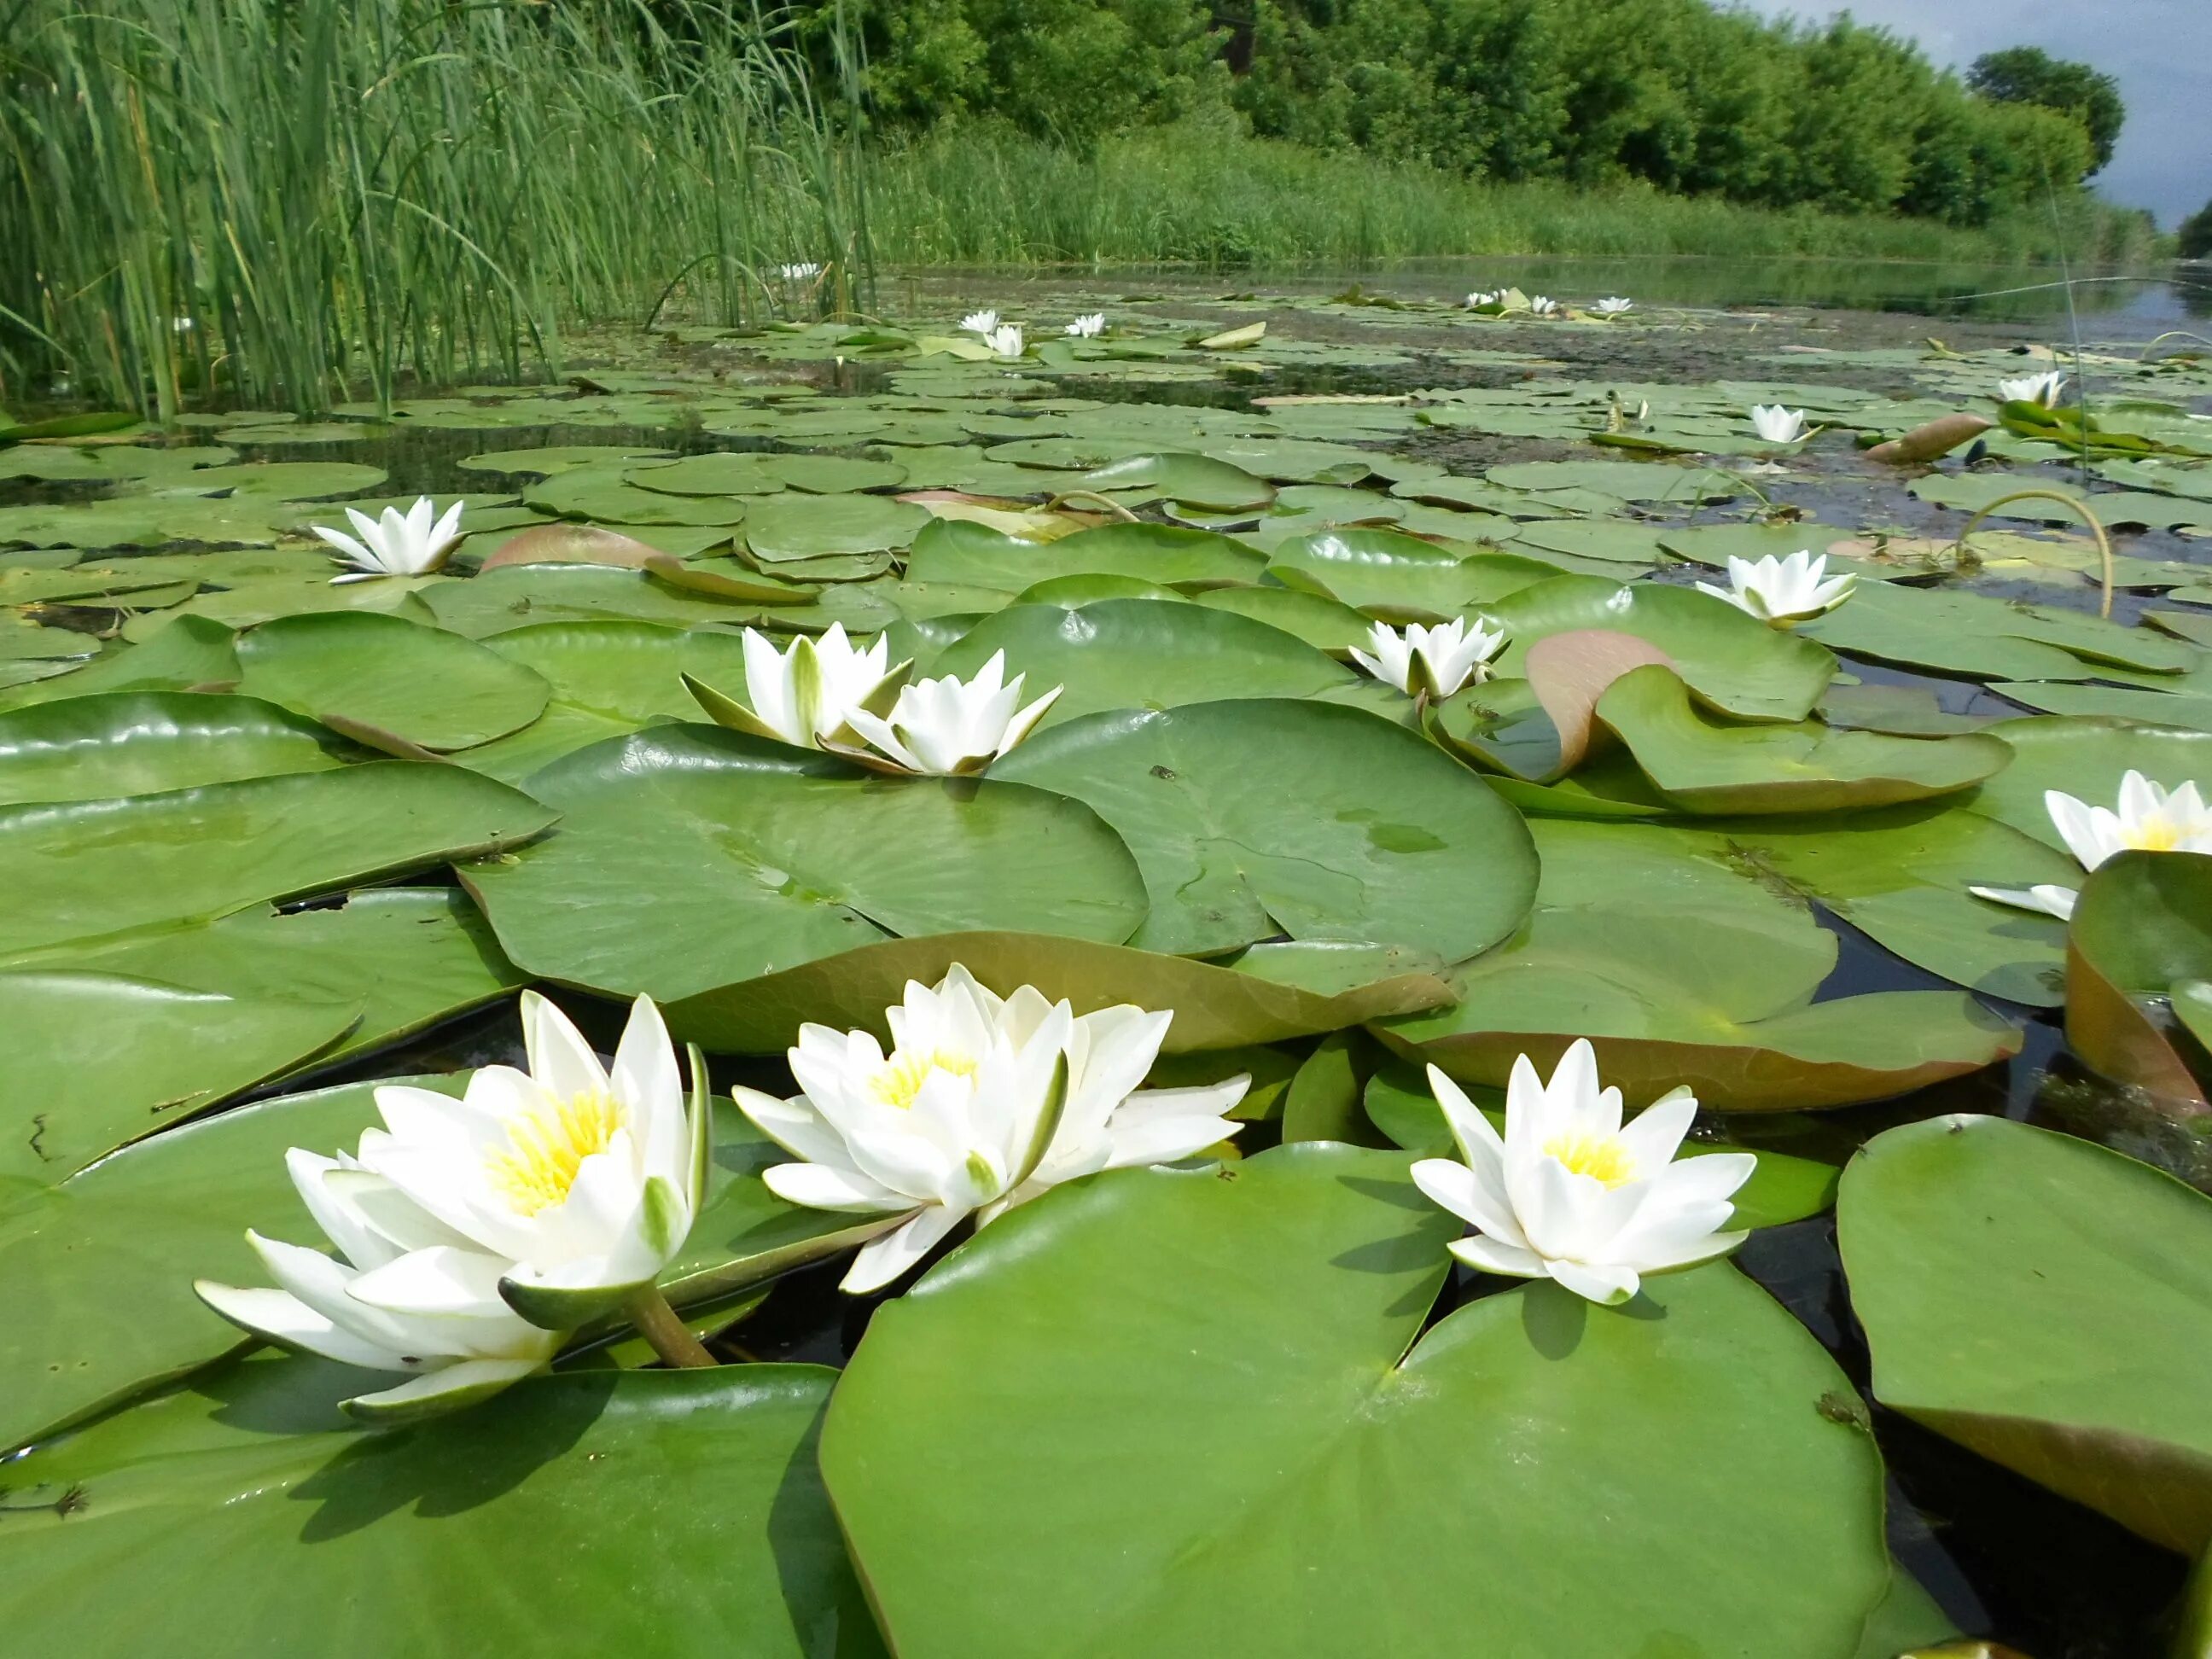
[1970,771,2212,921]
[195,1150,562,1424]
[1063,312,1107,337]
[736,965,1247,1294]
[1412,1041,1753,1306]
[1749,404,1812,444]
[733,623,900,750]
[777,261,824,282]
[311,495,463,585]
[1998,370,2065,408]
[1694,549,1855,626]
[960,309,1001,336]
[1466,290,1500,308]
[985,323,1025,359]
[1528,294,1560,316]
[1592,296,1633,317]
[1348,615,1508,699]
[355,992,709,1329]
[840,649,1061,775]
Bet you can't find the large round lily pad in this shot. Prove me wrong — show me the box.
[1841,1114,2212,1554]
[0,692,353,805]
[0,1358,878,1657]
[928,598,1355,727]
[1595,664,2011,813]
[463,725,1147,1003]
[236,612,551,753]
[992,698,1536,958]
[905,519,1265,594]
[0,763,555,964]
[1487,575,1837,721]
[1375,817,2022,1109]
[741,492,931,562]
[0,971,358,1183]
[1266,529,1552,622]
[823,1144,1891,1657]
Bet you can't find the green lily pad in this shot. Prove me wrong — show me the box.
[463,725,1147,1003]
[928,599,1355,727]
[992,698,1535,959]
[824,1145,1890,1656]
[456,620,757,782]
[665,933,1453,1054]
[2066,851,2212,1109]
[1841,1114,2212,1555]
[905,519,1266,593]
[0,692,353,804]
[1487,575,1837,722]
[1375,817,2022,1109]
[1596,664,2012,814]
[236,612,551,753]
[0,972,358,1183]
[132,460,387,501]
[525,469,749,526]
[0,1075,462,1448]
[1190,585,1374,652]
[1969,717,2212,851]
[0,762,554,965]
[1722,804,2078,1006]
[1802,582,2189,682]
[1074,452,1276,511]
[66,888,529,1075]
[0,1358,876,1657]
[1487,457,1743,504]
[1266,529,1551,622]
[416,564,778,637]
[456,445,677,477]
[0,614,239,708]
[740,492,932,562]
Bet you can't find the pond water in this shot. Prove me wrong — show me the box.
[3,269,2207,1656]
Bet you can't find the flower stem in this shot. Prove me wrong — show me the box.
[621,1284,718,1370]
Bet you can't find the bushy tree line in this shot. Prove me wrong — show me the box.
[806,0,2103,225]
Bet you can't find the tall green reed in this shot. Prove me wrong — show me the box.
[0,0,872,417]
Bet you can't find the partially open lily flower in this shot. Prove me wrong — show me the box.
[195,1150,562,1424]
[777,261,824,282]
[357,993,708,1330]
[311,496,463,585]
[960,309,1001,336]
[1466,290,1500,308]
[1063,312,1107,337]
[1749,404,1812,444]
[1528,294,1560,316]
[1592,296,1633,317]
[1412,1041,1754,1306]
[839,649,1061,776]
[736,966,1247,1294]
[985,323,1025,359]
[1348,615,1508,699]
[1998,370,2066,408]
[1695,549,1854,626]
[707,624,905,752]
[1970,771,2212,921]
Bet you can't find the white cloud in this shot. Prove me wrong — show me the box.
[1730,0,2209,222]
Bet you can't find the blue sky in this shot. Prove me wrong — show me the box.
[1732,1,2209,224]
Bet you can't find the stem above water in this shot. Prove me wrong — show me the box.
[622,1284,719,1370]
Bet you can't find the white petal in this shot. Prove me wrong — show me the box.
[840,1203,964,1293]
[1547,1259,1641,1305]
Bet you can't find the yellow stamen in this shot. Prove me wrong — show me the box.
[871,1048,978,1110]
[1544,1131,1636,1190]
[484,1091,624,1215]
[2125,820,2180,853]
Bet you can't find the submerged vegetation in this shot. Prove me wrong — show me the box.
[0,0,2168,419]
[0,283,2209,1652]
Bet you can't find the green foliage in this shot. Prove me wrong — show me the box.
[2181,199,2212,261]
[0,0,874,417]
[827,0,2099,225]
[1968,45,2127,176]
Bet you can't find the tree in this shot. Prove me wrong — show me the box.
[2180,200,2212,261]
[1967,46,2123,176]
